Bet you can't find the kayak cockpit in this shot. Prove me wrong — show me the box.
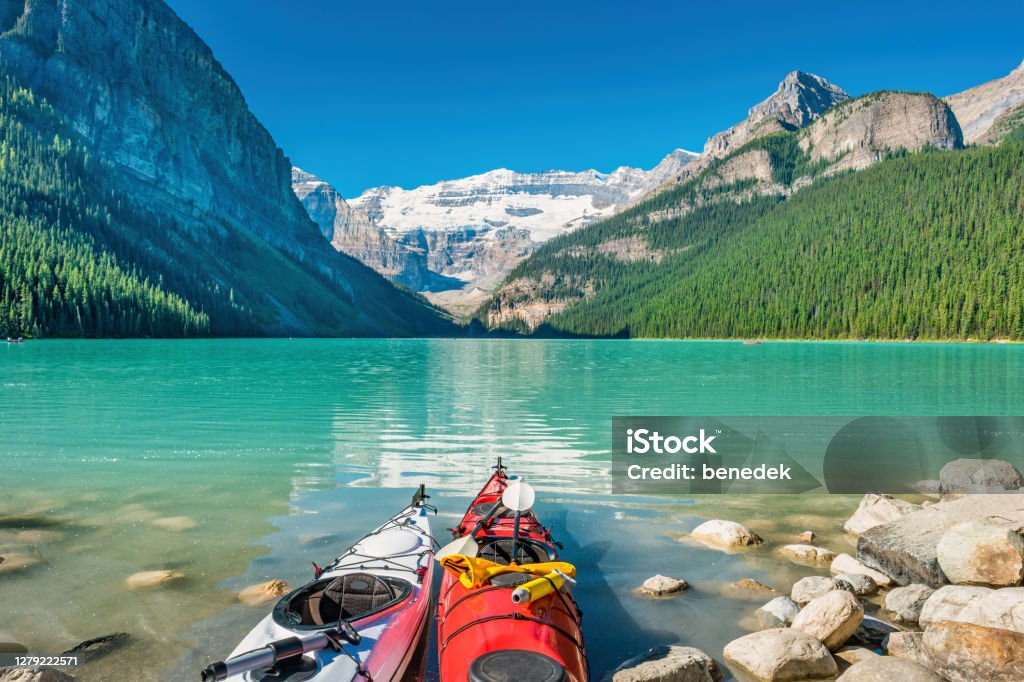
[273,573,411,629]
[476,536,557,565]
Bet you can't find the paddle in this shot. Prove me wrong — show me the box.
[503,481,536,564]
[435,480,537,561]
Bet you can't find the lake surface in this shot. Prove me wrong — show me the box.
[2,339,1023,680]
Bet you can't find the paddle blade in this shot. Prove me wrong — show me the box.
[436,534,479,561]
[501,481,536,512]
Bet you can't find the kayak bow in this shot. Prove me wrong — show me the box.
[203,486,436,681]
[437,461,588,682]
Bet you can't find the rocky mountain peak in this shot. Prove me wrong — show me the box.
[705,71,849,158]
[946,57,1024,144]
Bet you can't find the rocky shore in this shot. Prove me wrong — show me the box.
[610,459,1024,681]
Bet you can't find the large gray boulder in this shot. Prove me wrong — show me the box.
[885,584,935,624]
[836,657,945,681]
[939,458,1024,494]
[601,646,722,682]
[857,494,1024,587]
[936,520,1024,586]
[844,493,921,535]
[921,620,1024,682]
[723,628,838,681]
[791,590,864,651]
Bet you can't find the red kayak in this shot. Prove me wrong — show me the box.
[436,460,588,682]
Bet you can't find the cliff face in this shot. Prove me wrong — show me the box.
[945,59,1024,144]
[802,92,963,172]
[0,0,450,335]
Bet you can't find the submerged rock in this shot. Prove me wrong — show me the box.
[124,569,185,590]
[921,620,1024,682]
[836,657,944,681]
[723,628,837,681]
[755,596,801,629]
[14,530,61,545]
[0,553,40,574]
[721,578,779,601]
[796,531,815,544]
[884,584,935,624]
[601,645,723,682]
[61,632,129,660]
[830,553,894,587]
[791,576,837,605]
[843,494,921,535]
[0,668,79,682]
[151,516,198,532]
[689,520,763,549]
[936,520,1024,586]
[639,575,689,597]
[778,544,836,565]
[939,458,1024,494]
[791,590,864,651]
[239,579,291,606]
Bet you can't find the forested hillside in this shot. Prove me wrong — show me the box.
[486,141,1024,340]
[0,79,218,337]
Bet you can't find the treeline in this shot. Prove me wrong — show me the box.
[0,81,222,337]
[493,141,1024,340]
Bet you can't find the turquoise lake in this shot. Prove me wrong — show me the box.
[2,339,1023,680]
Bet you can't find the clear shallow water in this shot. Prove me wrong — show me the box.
[1,339,1023,680]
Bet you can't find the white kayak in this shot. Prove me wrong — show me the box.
[202,488,436,682]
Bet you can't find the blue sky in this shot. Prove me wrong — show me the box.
[167,0,1024,198]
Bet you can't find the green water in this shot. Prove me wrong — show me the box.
[1,339,1023,680]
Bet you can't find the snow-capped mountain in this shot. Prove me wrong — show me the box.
[303,149,697,312]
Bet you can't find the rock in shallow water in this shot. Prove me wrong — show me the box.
[936,520,1024,586]
[836,657,945,681]
[723,628,837,681]
[791,590,864,651]
[0,668,79,682]
[721,578,779,601]
[239,579,291,606]
[778,544,836,565]
[790,576,837,605]
[601,645,722,682]
[151,516,198,532]
[0,553,40,574]
[844,494,921,536]
[124,569,185,589]
[639,574,689,597]
[939,458,1024,494]
[689,520,763,549]
[755,596,801,629]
